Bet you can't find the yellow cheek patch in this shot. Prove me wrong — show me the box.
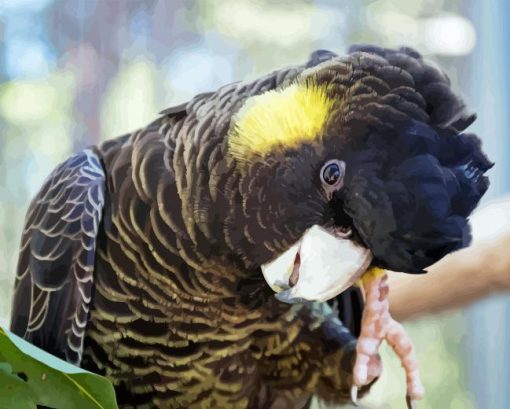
[228,82,335,161]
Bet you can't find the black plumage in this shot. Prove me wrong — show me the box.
[10,46,491,408]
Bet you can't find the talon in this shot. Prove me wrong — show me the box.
[351,385,358,405]
[406,395,418,409]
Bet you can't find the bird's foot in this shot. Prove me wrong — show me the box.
[351,268,424,407]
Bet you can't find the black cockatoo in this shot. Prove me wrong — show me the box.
[10,45,491,409]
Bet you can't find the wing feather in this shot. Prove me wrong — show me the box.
[10,148,106,365]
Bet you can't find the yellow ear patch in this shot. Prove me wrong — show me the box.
[228,82,335,161]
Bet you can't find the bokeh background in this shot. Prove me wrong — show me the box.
[0,0,509,408]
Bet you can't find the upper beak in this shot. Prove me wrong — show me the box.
[261,225,373,303]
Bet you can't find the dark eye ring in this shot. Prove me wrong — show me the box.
[320,159,345,188]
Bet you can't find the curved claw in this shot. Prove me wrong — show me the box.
[406,395,418,409]
[350,385,358,405]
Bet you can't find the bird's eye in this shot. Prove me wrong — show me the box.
[320,159,345,188]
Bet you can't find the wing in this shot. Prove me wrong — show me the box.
[10,148,106,365]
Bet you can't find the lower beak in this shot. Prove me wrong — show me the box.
[261,225,373,303]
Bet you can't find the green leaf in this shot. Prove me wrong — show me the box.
[0,362,37,409]
[0,327,118,409]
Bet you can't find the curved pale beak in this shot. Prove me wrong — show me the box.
[261,225,373,303]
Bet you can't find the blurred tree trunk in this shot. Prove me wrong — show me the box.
[49,0,131,150]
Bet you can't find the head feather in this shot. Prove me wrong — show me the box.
[228,82,336,162]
